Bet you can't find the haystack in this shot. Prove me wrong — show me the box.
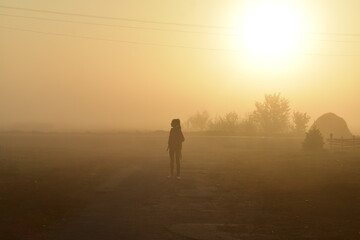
[311,113,352,139]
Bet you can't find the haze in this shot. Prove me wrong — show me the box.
[1,0,360,133]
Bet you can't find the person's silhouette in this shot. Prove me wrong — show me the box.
[167,119,185,179]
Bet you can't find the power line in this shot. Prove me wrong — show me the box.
[2,5,360,39]
[310,38,360,43]
[301,52,360,57]
[2,25,360,56]
[4,13,360,43]
[0,5,231,29]
[0,25,237,52]
[308,31,360,37]
[0,13,235,36]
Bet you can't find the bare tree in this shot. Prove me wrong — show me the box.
[253,93,291,135]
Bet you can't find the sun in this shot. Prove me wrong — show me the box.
[242,2,303,59]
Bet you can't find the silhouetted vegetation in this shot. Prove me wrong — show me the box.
[291,111,311,136]
[208,112,240,132]
[185,93,310,136]
[303,127,324,151]
[184,111,210,131]
[253,93,291,135]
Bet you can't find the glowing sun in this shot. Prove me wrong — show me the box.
[242,2,303,58]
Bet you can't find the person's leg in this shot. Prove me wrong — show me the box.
[169,149,175,177]
[175,149,181,177]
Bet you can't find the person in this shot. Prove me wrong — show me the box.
[167,119,185,179]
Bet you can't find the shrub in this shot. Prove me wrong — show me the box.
[302,127,324,151]
[185,111,210,131]
[208,112,240,132]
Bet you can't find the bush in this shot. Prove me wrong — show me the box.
[302,127,324,151]
[185,111,210,131]
[208,112,240,132]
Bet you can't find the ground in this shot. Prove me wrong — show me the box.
[0,133,359,240]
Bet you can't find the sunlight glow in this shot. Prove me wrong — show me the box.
[242,2,303,58]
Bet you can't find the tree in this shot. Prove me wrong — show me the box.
[185,111,210,131]
[253,93,291,135]
[208,112,240,132]
[222,112,239,131]
[303,126,324,151]
[292,111,311,135]
[239,113,258,135]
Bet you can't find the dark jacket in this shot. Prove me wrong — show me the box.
[168,126,185,149]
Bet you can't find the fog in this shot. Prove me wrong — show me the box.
[1,0,360,133]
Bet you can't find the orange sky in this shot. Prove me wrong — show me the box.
[0,0,360,133]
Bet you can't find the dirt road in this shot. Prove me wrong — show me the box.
[44,150,230,240]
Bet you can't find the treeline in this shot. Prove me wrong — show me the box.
[185,93,311,136]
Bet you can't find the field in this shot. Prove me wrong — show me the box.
[0,132,360,240]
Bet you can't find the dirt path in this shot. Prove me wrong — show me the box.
[45,158,227,240]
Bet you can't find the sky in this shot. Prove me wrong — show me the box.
[0,0,360,132]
